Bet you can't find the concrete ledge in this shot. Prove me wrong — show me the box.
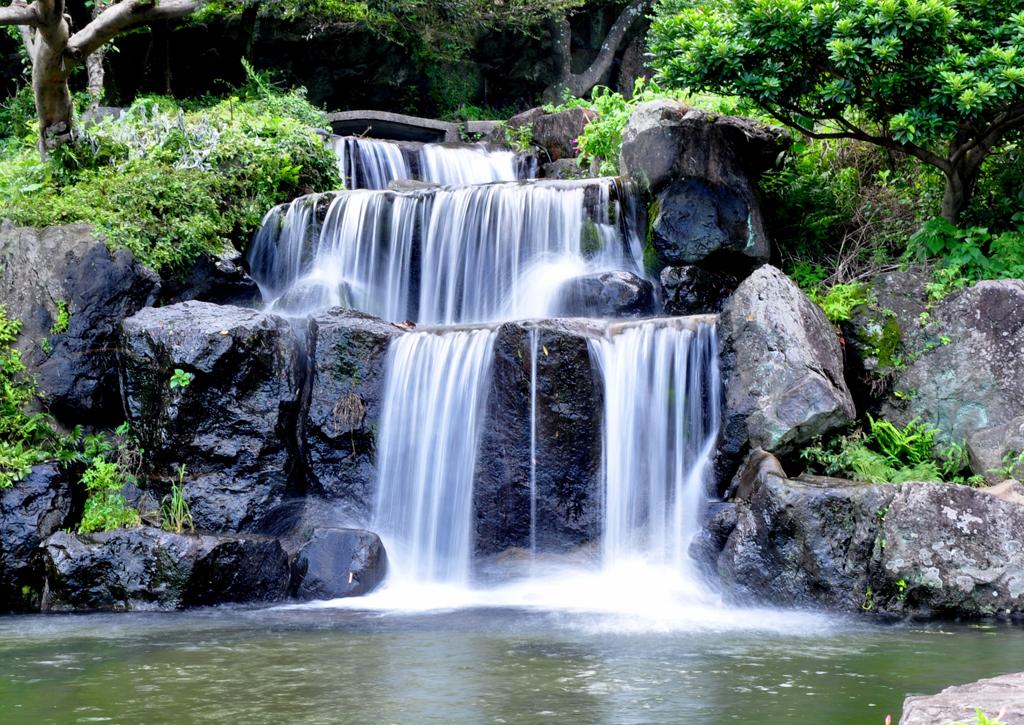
[327,111,461,143]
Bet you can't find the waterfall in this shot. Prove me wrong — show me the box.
[333,137,412,190]
[372,329,498,585]
[589,320,721,569]
[248,179,641,322]
[333,136,527,190]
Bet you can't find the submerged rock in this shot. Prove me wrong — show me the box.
[552,271,656,319]
[304,309,402,518]
[0,464,79,611]
[718,265,855,466]
[900,673,1024,725]
[291,528,388,600]
[474,320,604,555]
[41,527,290,611]
[120,302,304,533]
[0,223,160,427]
[882,280,1024,445]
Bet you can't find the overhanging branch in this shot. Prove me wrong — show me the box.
[0,1,40,26]
[66,0,200,59]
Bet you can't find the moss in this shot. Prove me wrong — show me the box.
[874,313,902,369]
[643,197,664,275]
[580,219,602,257]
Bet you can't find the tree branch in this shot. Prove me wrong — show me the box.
[66,0,199,60]
[19,24,37,55]
[0,1,40,27]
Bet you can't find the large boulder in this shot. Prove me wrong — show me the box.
[304,309,402,519]
[900,673,1024,725]
[619,102,788,268]
[660,265,737,316]
[120,302,304,533]
[291,528,388,600]
[159,246,260,308]
[711,467,1024,617]
[874,483,1024,617]
[41,527,291,611]
[718,265,856,466]
[474,320,604,555]
[0,223,160,426]
[552,271,656,319]
[883,280,1024,446]
[0,464,79,611]
[507,107,596,161]
[717,473,897,611]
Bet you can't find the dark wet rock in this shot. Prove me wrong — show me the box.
[882,280,1024,446]
[508,106,596,161]
[660,265,737,316]
[717,475,898,611]
[620,102,788,268]
[41,527,291,611]
[291,528,389,600]
[552,271,656,318]
[0,464,79,611]
[718,265,855,467]
[160,246,260,308]
[900,673,1024,725]
[540,158,590,180]
[651,178,764,267]
[873,482,1024,617]
[305,309,402,519]
[0,223,160,427]
[968,416,1024,483]
[474,319,604,555]
[620,101,788,192]
[120,302,304,533]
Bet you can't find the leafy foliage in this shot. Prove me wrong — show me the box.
[0,68,339,272]
[802,415,979,485]
[161,464,194,534]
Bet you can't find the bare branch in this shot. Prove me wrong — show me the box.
[0,1,40,27]
[19,23,37,55]
[66,0,199,60]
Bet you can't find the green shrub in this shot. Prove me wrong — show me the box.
[78,459,140,534]
[0,69,339,273]
[161,464,194,534]
[813,283,871,324]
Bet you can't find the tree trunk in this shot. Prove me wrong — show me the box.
[542,0,652,103]
[940,163,981,224]
[31,9,74,154]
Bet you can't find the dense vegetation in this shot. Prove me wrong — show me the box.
[1,67,338,272]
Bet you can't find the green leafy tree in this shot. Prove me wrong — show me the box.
[650,0,1024,222]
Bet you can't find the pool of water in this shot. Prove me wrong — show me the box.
[2,601,1022,724]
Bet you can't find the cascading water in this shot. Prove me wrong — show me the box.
[333,136,528,190]
[589,320,721,570]
[372,328,498,585]
[247,179,642,322]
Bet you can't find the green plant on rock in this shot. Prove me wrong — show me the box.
[802,415,975,485]
[162,464,194,534]
[169,369,195,390]
[78,459,141,534]
[954,709,1006,725]
[810,282,871,324]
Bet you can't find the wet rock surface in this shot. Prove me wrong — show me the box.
[552,271,656,319]
[291,528,388,600]
[0,223,160,427]
[120,302,304,533]
[41,527,290,611]
[474,320,604,555]
[508,107,595,161]
[304,309,402,519]
[660,265,737,316]
[0,464,79,611]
